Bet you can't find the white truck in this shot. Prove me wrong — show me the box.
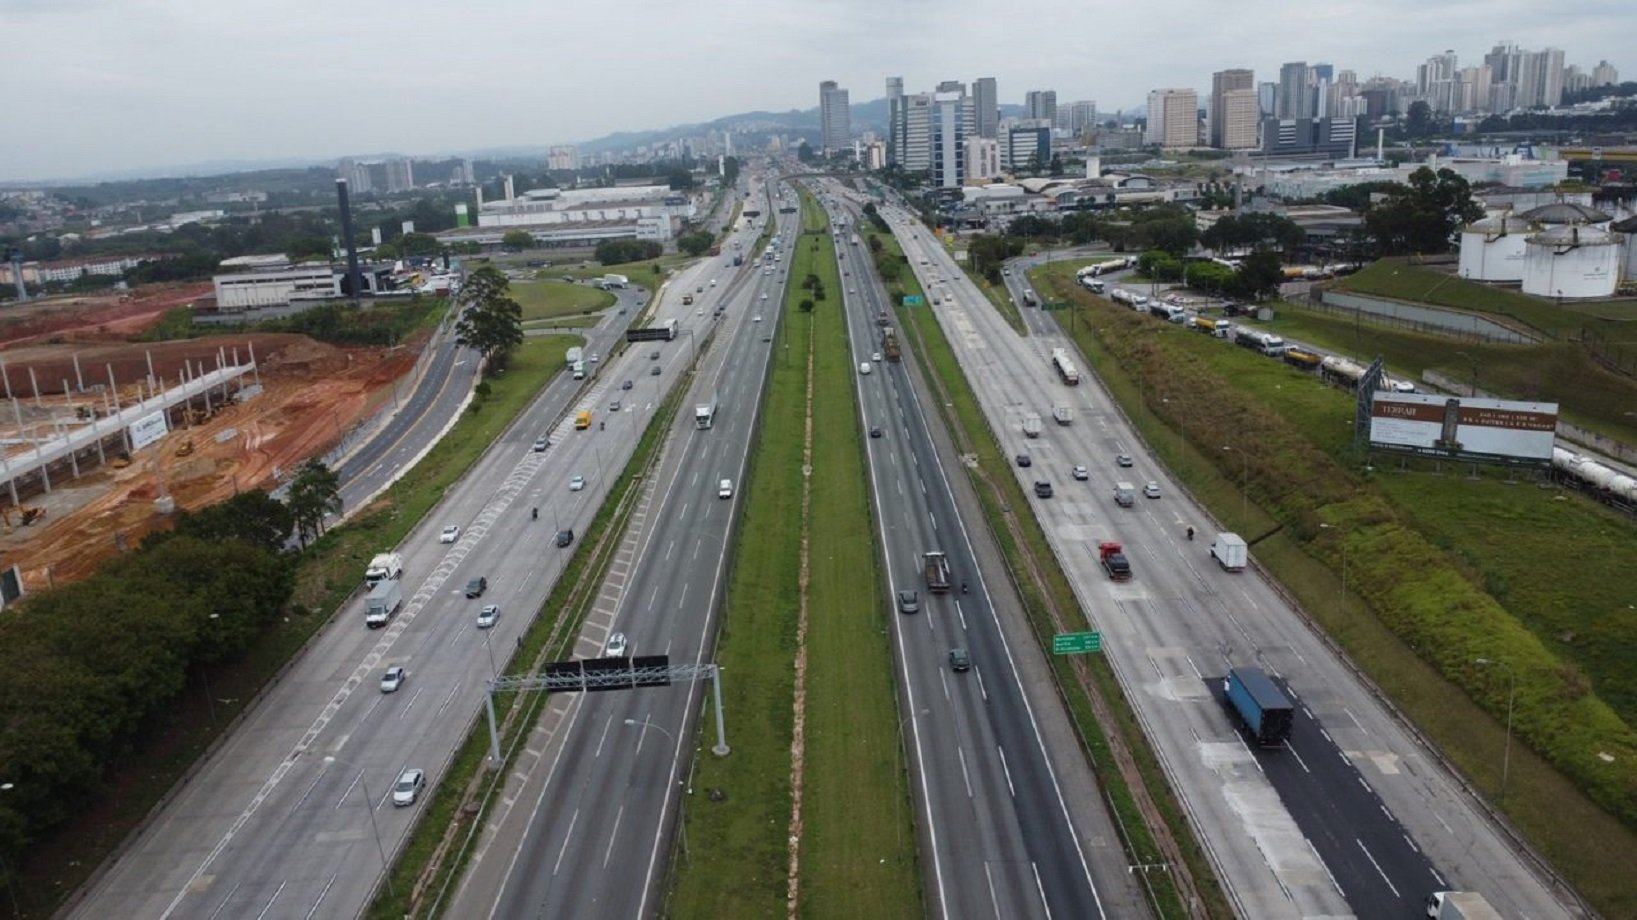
[565,346,584,367]
[364,579,403,628]
[1113,481,1136,507]
[1210,532,1248,571]
[1052,406,1073,426]
[1022,412,1043,438]
[364,552,402,586]
[1424,891,1502,920]
[695,399,717,429]
[600,273,629,289]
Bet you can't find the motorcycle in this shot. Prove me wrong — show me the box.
[1186,526,1195,541]
[532,507,539,521]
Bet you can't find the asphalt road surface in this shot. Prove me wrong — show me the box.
[883,210,1576,920]
[68,238,734,917]
[452,183,797,918]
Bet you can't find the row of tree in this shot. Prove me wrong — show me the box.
[0,476,351,878]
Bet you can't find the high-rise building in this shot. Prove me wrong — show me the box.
[1210,69,1254,148]
[1258,82,1277,115]
[384,158,414,193]
[1592,60,1620,87]
[819,81,852,153]
[1003,124,1051,171]
[932,88,967,187]
[964,136,1001,182]
[900,93,934,172]
[1277,62,1309,119]
[1418,50,1460,113]
[973,77,999,138]
[1458,66,1492,112]
[1056,100,1098,136]
[339,159,372,195]
[1515,47,1565,108]
[1145,88,1198,148]
[546,145,579,171]
[886,77,905,166]
[1025,90,1058,124]
[1221,89,1260,149]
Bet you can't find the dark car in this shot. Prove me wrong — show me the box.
[465,576,488,598]
[650,365,662,376]
[1034,481,1053,498]
[897,590,919,614]
[555,528,574,547]
[949,648,971,672]
[1015,453,1032,468]
[869,425,882,438]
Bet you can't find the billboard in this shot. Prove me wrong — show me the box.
[1369,394,1557,462]
[129,411,169,451]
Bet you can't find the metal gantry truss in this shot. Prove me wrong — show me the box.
[482,660,730,765]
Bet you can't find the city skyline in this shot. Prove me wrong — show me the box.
[2,0,1630,182]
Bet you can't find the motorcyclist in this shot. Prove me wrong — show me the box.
[961,581,969,594]
[1186,525,1195,541]
[599,421,605,431]
[532,507,539,520]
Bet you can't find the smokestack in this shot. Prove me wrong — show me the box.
[335,179,364,303]
[504,174,515,201]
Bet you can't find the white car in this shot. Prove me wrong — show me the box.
[605,632,628,656]
[752,315,763,323]
[439,525,460,544]
[1072,465,1089,481]
[589,352,599,363]
[477,604,500,629]
[871,352,881,362]
[1143,481,1162,499]
[392,768,425,806]
[380,666,406,693]
[569,475,585,491]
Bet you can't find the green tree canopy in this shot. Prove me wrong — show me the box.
[676,231,715,257]
[453,264,524,370]
[1363,166,1483,256]
[501,230,534,250]
[286,458,342,547]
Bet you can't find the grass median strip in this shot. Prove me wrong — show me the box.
[666,190,918,917]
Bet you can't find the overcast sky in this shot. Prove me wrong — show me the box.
[1,0,1627,182]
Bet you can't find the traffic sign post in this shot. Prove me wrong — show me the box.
[1042,301,1069,312]
[1052,631,1102,655]
[902,294,925,307]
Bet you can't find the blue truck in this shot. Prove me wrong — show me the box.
[1223,667,1294,745]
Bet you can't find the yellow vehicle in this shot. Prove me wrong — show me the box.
[575,410,592,430]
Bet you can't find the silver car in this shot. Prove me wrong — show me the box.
[392,768,425,806]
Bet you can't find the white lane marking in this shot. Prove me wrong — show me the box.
[552,809,581,877]
[253,880,287,920]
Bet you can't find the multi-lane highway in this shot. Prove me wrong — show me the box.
[450,182,797,917]
[68,188,766,919]
[880,205,1576,919]
[821,192,1148,919]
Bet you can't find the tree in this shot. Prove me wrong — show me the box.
[397,232,441,258]
[501,230,534,251]
[1234,248,1285,301]
[594,239,662,264]
[667,171,696,191]
[1363,166,1483,256]
[287,236,332,263]
[453,264,524,370]
[166,489,295,553]
[677,231,715,256]
[1405,101,1435,138]
[286,458,342,547]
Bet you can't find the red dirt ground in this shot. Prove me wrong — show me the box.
[0,294,421,588]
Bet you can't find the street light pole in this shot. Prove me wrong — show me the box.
[1473,658,1516,805]
[322,756,395,897]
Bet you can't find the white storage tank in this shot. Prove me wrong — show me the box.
[1457,212,1533,282]
[1519,202,1613,230]
[1612,215,1637,284]
[1521,224,1621,299]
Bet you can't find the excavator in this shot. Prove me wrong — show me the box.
[0,505,46,531]
[175,438,195,458]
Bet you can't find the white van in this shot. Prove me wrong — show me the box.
[859,361,872,375]
[718,478,734,499]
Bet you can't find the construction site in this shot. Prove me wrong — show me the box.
[0,283,421,592]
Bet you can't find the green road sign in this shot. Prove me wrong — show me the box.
[1041,301,1069,312]
[903,294,925,307]
[1052,631,1102,655]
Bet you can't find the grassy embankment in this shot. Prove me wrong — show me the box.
[1034,261,1637,916]
[864,219,1218,917]
[666,191,919,917]
[510,278,614,322]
